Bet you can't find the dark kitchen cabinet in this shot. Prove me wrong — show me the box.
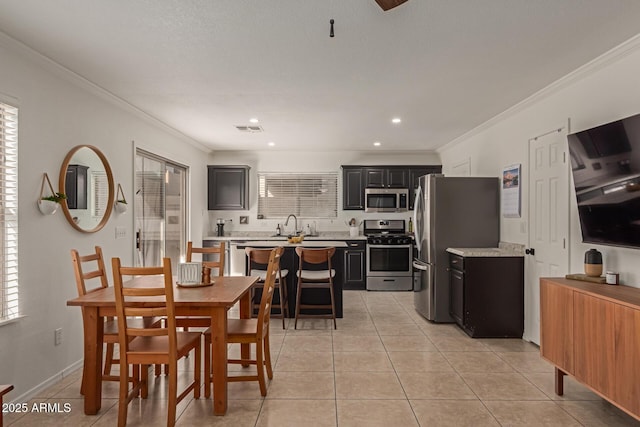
[364,167,407,188]
[65,164,88,209]
[342,167,365,210]
[448,253,524,338]
[342,240,366,290]
[342,165,441,210]
[207,165,250,210]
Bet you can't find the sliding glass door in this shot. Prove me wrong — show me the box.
[135,149,187,267]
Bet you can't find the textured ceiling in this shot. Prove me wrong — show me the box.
[1,0,640,151]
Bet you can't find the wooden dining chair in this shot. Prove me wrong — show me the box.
[71,247,161,393]
[203,247,283,398]
[174,241,226,330]
[294,247,337,329]
[245,247,289,329]
[112,257,201,427]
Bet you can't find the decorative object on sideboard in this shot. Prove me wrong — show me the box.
[584,248,603,277]
[605,271,619,285]
[38,173,66,215]
[114,183,128,214]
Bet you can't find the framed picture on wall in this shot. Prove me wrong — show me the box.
[502,164,521,218]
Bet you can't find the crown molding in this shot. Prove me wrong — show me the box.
[0,31,211,154]
[438,33,640,153]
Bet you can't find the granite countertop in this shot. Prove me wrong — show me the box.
[447,242,525,257]
[204,232,366,241]
[233,240,348,248]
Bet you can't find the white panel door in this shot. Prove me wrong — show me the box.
[525,128,570,344]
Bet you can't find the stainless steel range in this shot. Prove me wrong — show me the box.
[365,219,413,291]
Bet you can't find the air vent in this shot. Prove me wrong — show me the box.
[235,125,264,133]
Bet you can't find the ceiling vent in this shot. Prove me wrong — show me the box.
[235,125,264,133]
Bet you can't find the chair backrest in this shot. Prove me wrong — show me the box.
[256,247,284,337]
[295,247,336,269]
[187,241,225,277]
[111,257,177,361]
[71,246,109,297]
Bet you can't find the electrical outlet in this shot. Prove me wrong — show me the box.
[54,328,62,346]
[115,226,126,239]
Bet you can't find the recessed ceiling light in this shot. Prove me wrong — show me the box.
[268,141,275,147]
[373,141,382,147]
[392,117,402,124]
[249,118,259,124]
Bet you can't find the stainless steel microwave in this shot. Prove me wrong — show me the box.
[364,188,409,213]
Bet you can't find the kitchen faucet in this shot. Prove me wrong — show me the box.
[284,214,298,234]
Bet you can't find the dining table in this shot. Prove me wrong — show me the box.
[66,274,259,416]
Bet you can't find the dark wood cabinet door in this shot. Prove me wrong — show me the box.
[449,267,464,326]
[342,167,364,210]
[409,166,441,209]
[344,249,365,288]
[364,168,386,188]
[207,166,249,210]
[386,168,408,188]
[65,164,88,209]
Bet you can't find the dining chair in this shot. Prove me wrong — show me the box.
[71,247,162,393]
[203,246,283,398]
[294,247,337,329]
[174,241,226,330]
[112,257,201,427]
[245,247,289,329]
[0,385,13,427]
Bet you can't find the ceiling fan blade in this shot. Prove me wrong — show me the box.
[375,0,409,11]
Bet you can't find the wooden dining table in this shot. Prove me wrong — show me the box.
[66,274,259,416]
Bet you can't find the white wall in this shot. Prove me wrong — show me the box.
[0,35,209,400]
[438,35,640,287]
[206,150,441,236]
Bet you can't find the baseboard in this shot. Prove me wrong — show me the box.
[9,359,84,404]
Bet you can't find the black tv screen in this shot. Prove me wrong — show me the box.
[567,112,640,249]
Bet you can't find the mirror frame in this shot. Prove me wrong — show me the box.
[58,145,115,233]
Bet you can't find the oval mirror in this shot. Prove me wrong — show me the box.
[58,145,114,233]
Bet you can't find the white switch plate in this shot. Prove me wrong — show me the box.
[54,328,62,346]
[115,226,126,239]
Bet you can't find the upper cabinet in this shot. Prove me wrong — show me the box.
[342,165,441,210]
[207,165,250,210]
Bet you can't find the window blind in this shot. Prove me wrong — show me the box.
[258,173,338,218]
[92,171,108,218]
[0,102,18,322]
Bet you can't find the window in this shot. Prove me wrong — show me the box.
[91,171,108,218]
[0,101,18,322]
[258,173,338,218]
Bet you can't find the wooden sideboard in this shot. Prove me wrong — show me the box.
[540,277,640,421]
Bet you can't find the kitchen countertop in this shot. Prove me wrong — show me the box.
[447,242,524,257]
[233,240,348,248]
[204,232,366,241]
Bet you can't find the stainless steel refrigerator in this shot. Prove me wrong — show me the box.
[413,175,500,322]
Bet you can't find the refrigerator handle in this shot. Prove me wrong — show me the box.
[413,184,422,254]
[412,260,429,271]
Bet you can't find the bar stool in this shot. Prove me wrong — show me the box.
[246,247,289,329]
[294,247,337,329]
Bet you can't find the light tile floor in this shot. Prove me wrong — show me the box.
[5,290,640,426]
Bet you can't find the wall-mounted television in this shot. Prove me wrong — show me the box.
[567,112,640,249]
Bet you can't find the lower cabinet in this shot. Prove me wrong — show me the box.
[343,240,366,290]
[448,254,524,338]
[540,278,640,421]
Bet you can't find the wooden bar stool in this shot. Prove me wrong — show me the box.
[294,247,337,329]
[246,247,289,329]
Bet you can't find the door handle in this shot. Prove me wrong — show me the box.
[136,230,141,250]
[525,248,535,255]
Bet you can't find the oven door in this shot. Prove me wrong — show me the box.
[366,244,412,277]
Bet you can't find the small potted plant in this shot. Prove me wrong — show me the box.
[38,192,66,215]
[37,173,66,215]
[114,183,128,213]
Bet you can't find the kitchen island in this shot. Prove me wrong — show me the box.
[204,234,360,318]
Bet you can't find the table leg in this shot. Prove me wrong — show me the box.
[82,307,104,414]
[554,367,565,396]
[211,307,228,415]
[239,292,251,364]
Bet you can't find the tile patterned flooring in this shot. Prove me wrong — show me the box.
[5,290,640,426]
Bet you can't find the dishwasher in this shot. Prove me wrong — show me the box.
[228,241,248,276]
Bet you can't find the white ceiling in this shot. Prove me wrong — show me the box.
[1,1,640,152]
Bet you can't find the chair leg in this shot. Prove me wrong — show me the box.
[204,333,211,399]
[80,358,86,395]
[167,361,178,427]
[194,344,201,399]
[255,342,267,397]
[104,343,115,376]
[329,282,337,330]
[140,364,149,399]
[294,278,302,329]
[264,333,273,380]
[117,365,129,427]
